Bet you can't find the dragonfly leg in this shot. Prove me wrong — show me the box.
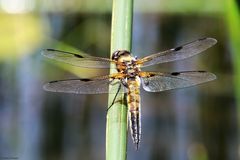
[107,84,122,112]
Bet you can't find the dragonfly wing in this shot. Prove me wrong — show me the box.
[43,75,127,94]
[141,71,216,92]
[42,49,115,68]
[139,38,217,67]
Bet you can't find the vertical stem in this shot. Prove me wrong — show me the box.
[225,0,240,147]
[106,0,133,160]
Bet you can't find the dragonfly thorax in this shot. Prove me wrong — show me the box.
[124,59,141,78]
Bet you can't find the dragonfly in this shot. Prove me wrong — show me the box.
[42,37,217,150]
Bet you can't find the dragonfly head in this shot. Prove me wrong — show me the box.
[112,50,132,61]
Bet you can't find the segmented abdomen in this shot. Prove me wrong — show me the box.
[127,79,141,150]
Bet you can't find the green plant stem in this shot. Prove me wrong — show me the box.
[225,0,240,143]
[106,0,133,160]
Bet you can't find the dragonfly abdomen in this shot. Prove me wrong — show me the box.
[127,79,141,150]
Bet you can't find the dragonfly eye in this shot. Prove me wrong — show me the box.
[111,50,131,60]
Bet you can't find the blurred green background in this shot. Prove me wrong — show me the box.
[0,0,240,160]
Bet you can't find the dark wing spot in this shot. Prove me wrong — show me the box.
[149,73,156,77]
[46,49,55,51]
[197,71,206,73]
[80,79,92,82]
[171,72,181,76]
[174,46,183,51]
[49,80,60,83]
[144,80,149,86]
[74,54,84,58]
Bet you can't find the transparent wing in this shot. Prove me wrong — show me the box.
[41,49,115,68]
[43,75,127,94]
[141,71,216,92]
[139,38,217,67]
